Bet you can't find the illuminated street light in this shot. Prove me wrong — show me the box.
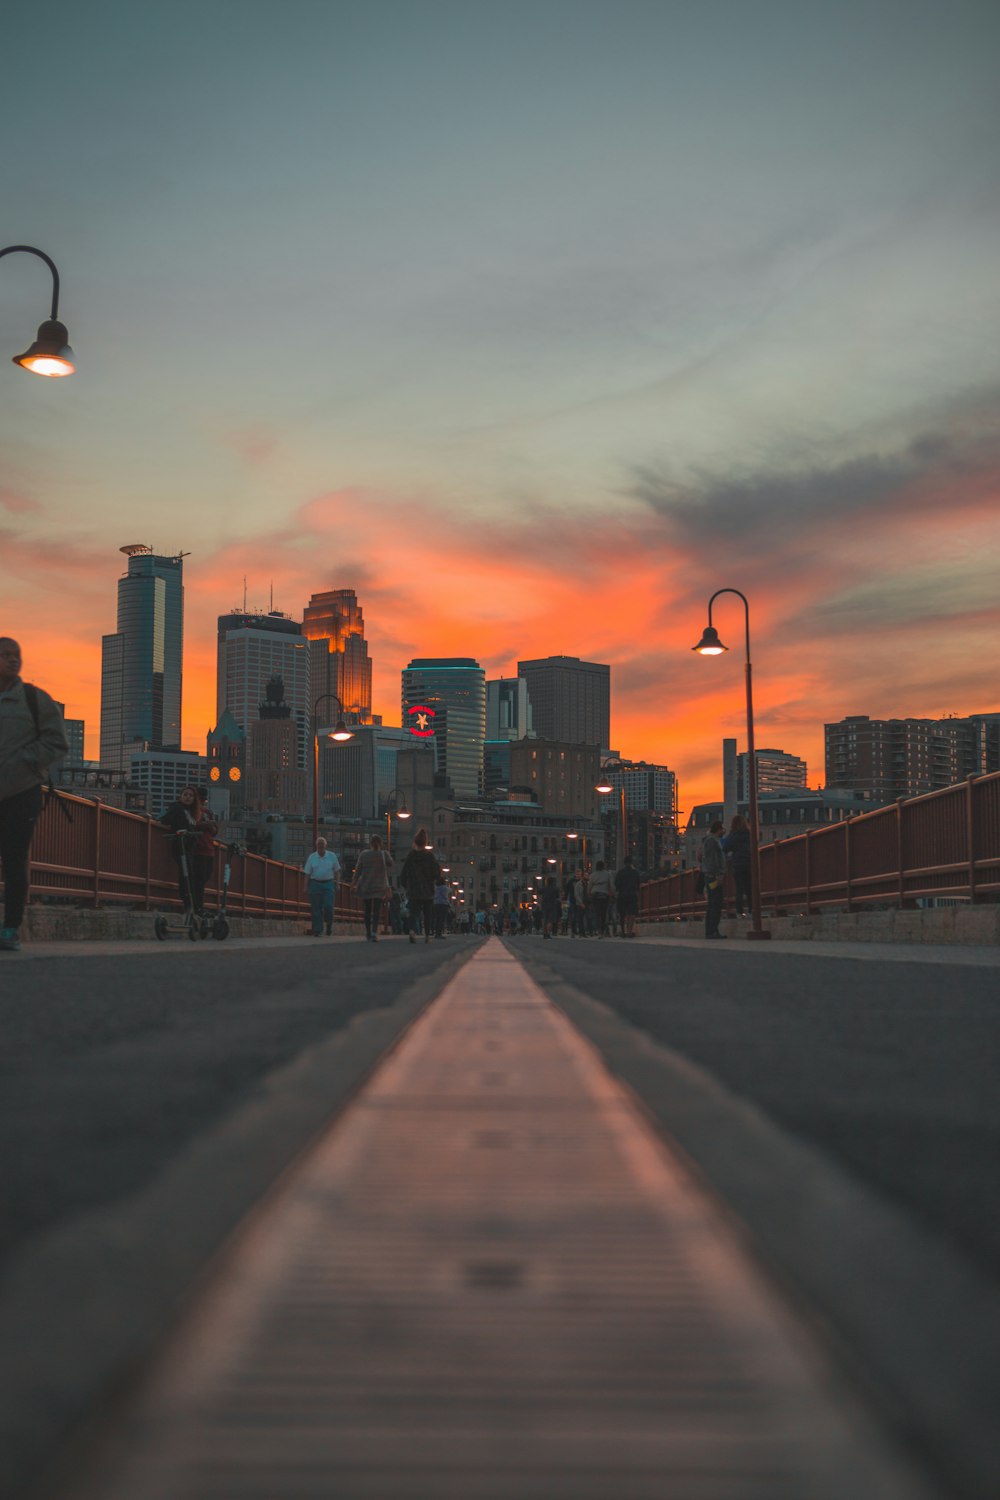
[693,588,770,940]
[1,245,75,376]
[312,692,353,846]
[595,763,628,866]
[384,787,411,854]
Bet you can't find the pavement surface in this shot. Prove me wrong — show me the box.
[1,931,998,1499]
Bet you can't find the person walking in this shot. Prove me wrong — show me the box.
[303,835,341,936]
[399,829,441,945]
[614,854,640,938]
[432,877,451,939]
[587,860,614,938]
[351,833,393,942]
[540,875,562,939]
[0,639,69,951]
[722,813,752,918]
[701,819,727,939]
[572,867,589,937]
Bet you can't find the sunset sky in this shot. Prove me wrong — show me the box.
[3,0,999,813]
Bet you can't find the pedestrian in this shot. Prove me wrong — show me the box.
[0,639,69,951]
[572,867,589,936]
[432,877,451,939]
[159,785,207,914]
[351,833,393,942]
[303,835,341,936]
[540,875,562,939]
[722,813,752,918]
[400,828,441,945]
[701,819,727,938]
[587,860,614,937]
[190,787,218,916]
[614,854,641,938]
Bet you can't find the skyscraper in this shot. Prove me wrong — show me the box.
[401,658,486,800]
[216,610,310,769]
[516,656,610,750]
[302,588,374,724]
[100,545,184,772]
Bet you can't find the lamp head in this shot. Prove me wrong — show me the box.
[13,318,75,377]
[693,624,727,655]
[328,718,353,742]
[595,779,613,794]
[396,806,411,819]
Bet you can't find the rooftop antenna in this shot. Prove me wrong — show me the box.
[270,579,274,611]
[243,576,247,612]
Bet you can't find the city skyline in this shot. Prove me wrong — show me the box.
[4,1,999,813]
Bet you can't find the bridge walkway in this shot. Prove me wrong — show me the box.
[70,938,934,1500]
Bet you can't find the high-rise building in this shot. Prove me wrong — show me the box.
[401,658,486,800]
[217,610,309,769]
[825,713,1000,801]
[302,588,374,725]
[245,676,309,815]
[736,748,808,800]
[129,750,207,817]
[509,739,601,819]
[516,656,610,750]
[486,677,534,740]
[603,760,678,817]
[318,724,412,822]
[100,545,185,772]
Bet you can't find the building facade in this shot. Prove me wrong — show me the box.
[303,588,374,725]
[516,655,610,750]
[128,749,207,817]
[100,545,185,772]
[401,658,486,800]
[217,611,310,769]
[736,748,808,799]
[508,738,601,819]
[429,801,607,915]
[485,677,534,741]
[825,713,1000,801]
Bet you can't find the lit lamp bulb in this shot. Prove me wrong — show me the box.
[13,319,75,377]
[692,625,727,656]
[328,718,353,742]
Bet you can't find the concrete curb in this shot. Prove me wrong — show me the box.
[641,905,1000,945]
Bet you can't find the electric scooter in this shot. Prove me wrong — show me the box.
[154,830,202,942]
[206,841,245,941]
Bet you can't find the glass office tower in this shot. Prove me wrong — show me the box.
[100,545,185,772]
[401,658,486,800]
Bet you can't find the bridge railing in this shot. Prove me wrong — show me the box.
[23,793,361,923]
[641,771,1000,921]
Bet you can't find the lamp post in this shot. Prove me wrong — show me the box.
[384,787,412,854]
[595,765,628,868]
[312,693,353,847]
[692,589,770,940]
[1,246,75,376]
[566,830,589,869]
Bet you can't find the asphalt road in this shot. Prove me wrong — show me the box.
[515,935,1000,1282]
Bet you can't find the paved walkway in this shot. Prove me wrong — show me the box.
[71,941,933,1498]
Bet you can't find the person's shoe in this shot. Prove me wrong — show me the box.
[409,932,416,944]
[0,928,21,952]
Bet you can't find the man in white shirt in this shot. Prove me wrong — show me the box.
[303,836,341,936]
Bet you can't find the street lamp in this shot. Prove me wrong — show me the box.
[566,829,590,868]
[595,764,628,868]
[312,692,353,847]
[1,245,75,376]
[384,787,411,854]
[693,588,770,940]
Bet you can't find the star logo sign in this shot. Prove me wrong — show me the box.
[408,704,436,738]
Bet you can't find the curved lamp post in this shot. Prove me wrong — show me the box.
[384,787,411,854]
[1,245,75,376]
[595,763,628,868]
[692,589,770,940]
[312,693,353,847]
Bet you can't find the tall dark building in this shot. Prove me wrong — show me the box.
[401,658,486,800]
[517,655,610,750]
[216,610,309,769]
[302,588,374,725]
[100,545,184,772]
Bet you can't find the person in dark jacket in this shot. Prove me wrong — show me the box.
[701,820,727,938]
[160,784,216,913]
[540,875,563,939]
[614,855,641,938]
[722,813,752,917]
[351,833,394,942]
[399,828,441,945]
[0,639,69,951]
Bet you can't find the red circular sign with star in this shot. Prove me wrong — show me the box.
[407,705,436,738]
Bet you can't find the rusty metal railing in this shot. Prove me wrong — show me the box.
[21,792,361,924]
[641,772,1000,922]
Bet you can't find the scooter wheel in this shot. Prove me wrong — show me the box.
[154,915,169,941]
[199,916,210,939]
[187,915,200,942]
[212,917,230,941]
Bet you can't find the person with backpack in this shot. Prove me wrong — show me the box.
[351,833,394,942]
[399,828,442,945]
[0,639,69,951]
